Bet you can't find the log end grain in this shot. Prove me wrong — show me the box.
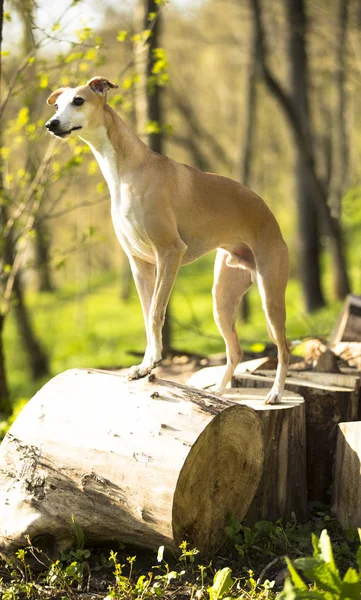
[173,404,263,553]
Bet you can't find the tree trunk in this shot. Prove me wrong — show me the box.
[145,0,163,154]
[329,0,349,219]
[238,19,259,322]
[0,0,10,414]
[0,314,11,415]
[286,0,325,311]
[251,0,350,301]
[33,217,54,292]
[12,272,49,380]
[0,369,263,559]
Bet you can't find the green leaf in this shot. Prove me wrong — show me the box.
[312,532,320,556]
[285,557,307,590]
[71,514,85,549]
[295,557,342,595]
[254,520,274,533]
[117,30,128,42]
[319,530,337,571]
[225,513,240,538]
[208,568,233,600]
[341,567,361,599]
[280,577,327,600]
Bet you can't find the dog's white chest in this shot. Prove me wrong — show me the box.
[111,182,155,263]
[85,134,155,263]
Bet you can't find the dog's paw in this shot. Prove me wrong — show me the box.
[264,388,282,405]
[128,364,153,380]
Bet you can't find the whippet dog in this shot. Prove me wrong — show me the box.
[46,76,290,403]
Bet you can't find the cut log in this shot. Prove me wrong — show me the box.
[187,369,307,522]
[221,388,307,523]
[231,369,360,503]
[0,369,263,559]
[332,421,361,528]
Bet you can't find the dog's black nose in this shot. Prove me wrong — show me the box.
[46,119,60,130]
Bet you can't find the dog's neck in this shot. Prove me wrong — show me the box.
[79,104,148,195]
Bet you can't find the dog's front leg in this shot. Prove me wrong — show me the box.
[127,253,156,339]
[128,242,186,380]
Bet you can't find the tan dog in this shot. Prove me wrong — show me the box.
[46,76,290,403]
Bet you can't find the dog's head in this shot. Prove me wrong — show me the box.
[45,76,118,139]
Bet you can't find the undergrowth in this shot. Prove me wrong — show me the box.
[1,508,360,600]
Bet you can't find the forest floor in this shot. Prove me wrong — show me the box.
[1,503,360,600]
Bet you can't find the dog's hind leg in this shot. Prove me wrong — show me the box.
[256,240,290,404]
[212,248,253,393]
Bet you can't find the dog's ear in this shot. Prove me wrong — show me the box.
[47,88,67,106]
[87,77,118,96]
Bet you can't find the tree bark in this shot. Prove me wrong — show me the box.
[0,369,264,559]
[238,20,259,322]
[12,273,49,380]
[0,0,10,413]
[33,217,54,292]
[329,0,349,218]
[286,0,325,312]
[250,0,350,301]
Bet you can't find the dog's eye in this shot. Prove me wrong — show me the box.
[54,104,58,110]
[73,97,84,106]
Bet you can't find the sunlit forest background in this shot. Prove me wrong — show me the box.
[1,0,361,428]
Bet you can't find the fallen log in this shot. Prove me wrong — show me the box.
[332,421,361,528]
[0,368,264,559]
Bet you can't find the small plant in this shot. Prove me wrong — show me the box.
[207,567,233,600]
[226,513,299,559]
[178,541,200,564]
[280,529,361,599]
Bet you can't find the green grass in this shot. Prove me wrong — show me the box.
[2,251,351,413]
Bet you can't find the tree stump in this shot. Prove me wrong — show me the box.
[0,369,264,560]
[187,370,307,522]
[332,421,361,528]
[230,368,360,503]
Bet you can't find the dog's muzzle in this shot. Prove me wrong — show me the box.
[45,119,82,138]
